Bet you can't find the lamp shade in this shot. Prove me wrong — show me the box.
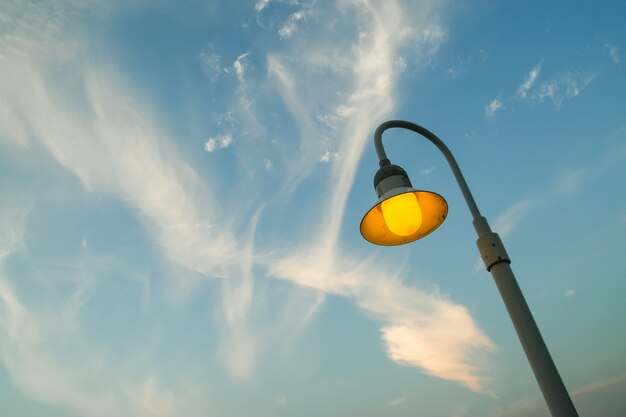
[360,162,448,245]
[360,187,448,246]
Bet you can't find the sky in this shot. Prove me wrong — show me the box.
[0,0,625,416]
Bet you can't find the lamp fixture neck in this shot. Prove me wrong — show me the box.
[373,120,483,222]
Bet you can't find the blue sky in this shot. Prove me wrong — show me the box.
[1,1,625,416]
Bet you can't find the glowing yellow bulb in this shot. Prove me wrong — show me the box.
[381,193,423,236]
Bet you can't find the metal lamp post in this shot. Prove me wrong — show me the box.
[360,120,579,417]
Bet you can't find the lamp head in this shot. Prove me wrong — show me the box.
[360,162,448,245]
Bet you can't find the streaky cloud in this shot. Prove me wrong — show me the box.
[605,44,620,64]
[531,71,596,107]
[493,135,626,238]
[217,207,264,380]
[485,98,503,117]
[1,0,497,405]
[1,56,238,280]
[516,62,542,99]
[260,0,495,391]
[268,247,495,391]
[0,204,212,417]
[485,373,626,417]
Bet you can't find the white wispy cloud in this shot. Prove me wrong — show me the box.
[493,198,538,239]
[494,61,594,114]
[204,134,233,153]
[1,25,241,290]
[261,0,495,391]
[269,251,495,392]
[408,24,448,68]
[266,54,323,195]
[486,373,626,417]
[492,138,626,238]
[485,98,503,117]
[605,44,620,63]
[254,0,270,11]
[217,208,264,380]
[317,0,411,253]
[0,0,497,406]
[279,10,306,38]
[197,46,223,82]
[420,165,437,176]
[516,62,542,98]
[563,289,576,297]
[388,396,407,407]
[0,204,212,417]
[319,149,338,162]
[233,52,250,82]
[532,71,596,107]
[0,204,29,262]
[445,49,488,80]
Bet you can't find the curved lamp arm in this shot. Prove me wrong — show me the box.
[374,120,483,223]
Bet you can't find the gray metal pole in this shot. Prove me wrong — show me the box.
[374,120,579,417]
[473,217,579,417]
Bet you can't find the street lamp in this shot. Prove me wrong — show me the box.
[360,120,579,417]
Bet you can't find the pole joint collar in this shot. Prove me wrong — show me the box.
[476,232,511,271]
